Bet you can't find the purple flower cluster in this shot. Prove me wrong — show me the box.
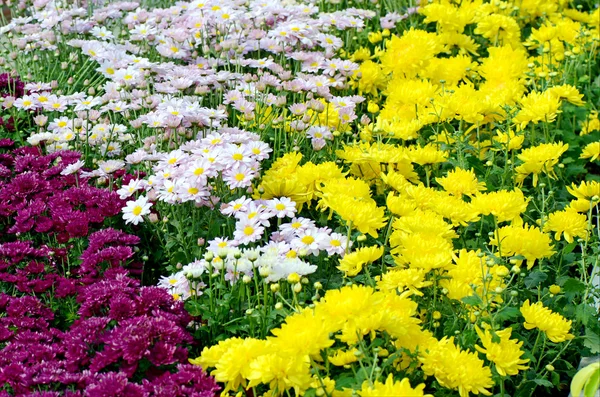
[0,73,25,98]
[0,145,123,242]
[0,143,218,396]
[0,271,217,396]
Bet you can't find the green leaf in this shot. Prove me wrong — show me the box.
[461,295,483,306]
[576,304,597,327]
[551,371,561,386]
[583,329,600,354]
[533,378,553,387]
[525,270,548,289]
[562,278,586,299]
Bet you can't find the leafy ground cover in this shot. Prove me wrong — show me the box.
[0,0,599,396]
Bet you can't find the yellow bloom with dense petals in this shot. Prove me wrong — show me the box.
[392,208,457,240]
[490,224,555,269]
[542,209,588,243]
[475,326,530,376]
[352,60,387,96]
[358,374,432,397]
[269,308,334,358]
[386,192,417,216]
[547,84,585,106]
[440,249,505,302]
[408,144,449,165]
[581,111,599,135]
[436,168,486,197]
[393,232,454,271]
[380,28,444,78]
[493,129,525,151]
[320,194,388,237]
[210,338,269,392]
[567,180,600,201]
[337,245,384,277]
[580,142,600,162]
[470,188,530,223]
[514,142,569,186]
[328,348,359,366]
[376,267,433,296]
[513,90,562,130]
[419,337,494,397]
[474,14,521,46]
[421,55,476,86]
[520,300,574,343]
[246,353,313,395]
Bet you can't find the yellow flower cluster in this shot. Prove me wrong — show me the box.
[191,285,427,395]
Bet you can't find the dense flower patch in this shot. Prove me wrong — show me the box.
[0,0,599,396]
[0,142,218,396]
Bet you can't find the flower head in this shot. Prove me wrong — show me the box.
[520,300,574,343]
[475,326,530,376]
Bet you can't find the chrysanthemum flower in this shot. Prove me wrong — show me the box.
[436,168,486,197]
[337,246,384,277]
[543,209,588,243]
[475,326,530,376]
[580,142,600,162]
[514,142,569,186]
[375,268,432,296]
[420,337,494,397]
[513,90,562,130]
[567,180,600,201]
[358,374,432,397]
[471,188,530,223]
[520,300,574,343]
[489,224,554,269]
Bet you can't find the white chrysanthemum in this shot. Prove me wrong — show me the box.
[122,196,152,225]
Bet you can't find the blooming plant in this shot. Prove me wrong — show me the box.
[0,0,599,396]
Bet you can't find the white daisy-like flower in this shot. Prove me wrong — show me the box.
[122,196,152,225]
[267,197,296,218]
[60,160,85,176]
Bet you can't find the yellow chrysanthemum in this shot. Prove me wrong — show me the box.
[493,129,525,151]
[475,326,530,376]
[420,337,494,397]
[337,246,384,277]
[543,209,589,243]
[470,188,530,223]
[375,268,433,296]
[436,168,486,197]
[520,300,574,343]
[490,224,555,269]
[358,374,432,397]
[328,348,359,366]
[567,180,600,201]
[352,60,387,96]
[247,353,313,395]
[580,111,599,135]
[580,141,600,162]
[513,90,562,130]
[408,144,449,165]
[474,14,521,47]
[514,142,569,186]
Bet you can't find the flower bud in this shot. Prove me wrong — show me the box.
[287,272,301,284]
[274,302,283,310]
[549,284,561,294]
